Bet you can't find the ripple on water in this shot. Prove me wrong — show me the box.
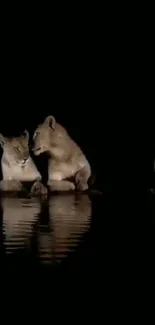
[0,194,92,265]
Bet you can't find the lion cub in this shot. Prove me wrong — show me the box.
[0,130,47,195]
[32,115,91,191]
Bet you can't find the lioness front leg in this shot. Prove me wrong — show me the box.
[31,180,48,196]
[0,180,23,192]
[48,180,75,192]
[75,165,91,191]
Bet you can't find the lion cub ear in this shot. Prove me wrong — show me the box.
[0,133,5,147]
[44,115,56,130]
[22,130,29,141]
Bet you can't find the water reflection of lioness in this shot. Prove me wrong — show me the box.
[1,197,40,251]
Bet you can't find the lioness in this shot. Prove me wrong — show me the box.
[32,115,91,191]
[0,130,47,195]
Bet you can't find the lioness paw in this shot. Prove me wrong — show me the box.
[31,181,48,196]
[0,180,23,192]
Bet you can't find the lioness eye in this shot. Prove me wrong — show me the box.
[16,147,20,152]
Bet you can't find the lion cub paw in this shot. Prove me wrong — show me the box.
[31,181,48,196]
[76,182,88,191]
[48,180,75,192]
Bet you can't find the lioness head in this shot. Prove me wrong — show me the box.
[0,130,30,165]
[32,115,60,156]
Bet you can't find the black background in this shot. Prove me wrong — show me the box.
[0,14,154,192]
[0,7,154,284]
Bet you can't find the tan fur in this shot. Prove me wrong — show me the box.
[0,131,47,194]
[32,115,91,191]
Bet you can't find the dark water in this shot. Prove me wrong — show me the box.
[0,190,154,276]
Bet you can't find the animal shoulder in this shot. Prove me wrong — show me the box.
[52,127,83,156]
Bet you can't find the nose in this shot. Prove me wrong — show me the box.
[23,152,29,161]
[21,158,28,164]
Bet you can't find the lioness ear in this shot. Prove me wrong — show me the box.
[23,130,29,141]
[0,133,5,147]
[45,115,56,130]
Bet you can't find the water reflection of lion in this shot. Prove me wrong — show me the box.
[38,194,92,264]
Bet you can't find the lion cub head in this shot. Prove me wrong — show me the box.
[0,130,30,166]
[32,115,67,156]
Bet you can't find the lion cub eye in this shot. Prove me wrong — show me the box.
[34,131,39,139]
[15,147,21,152]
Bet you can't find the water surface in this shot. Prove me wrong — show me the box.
[1,190,154,275]
[0,193,96,269]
